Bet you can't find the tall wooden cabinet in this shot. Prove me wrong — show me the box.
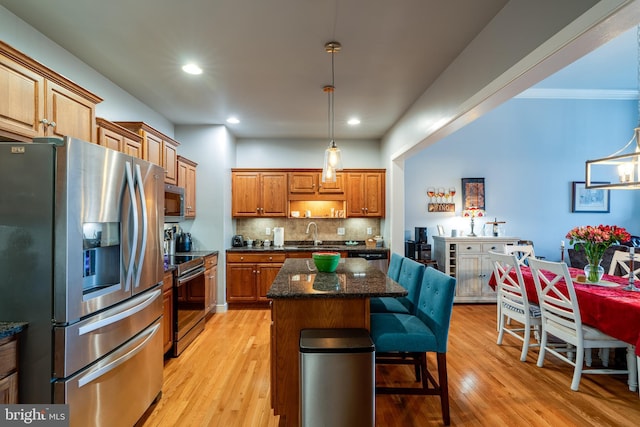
[162,271,174,355]
[177,156,197,219]
[0,41,102,142]
[231,170,287,217]
[345,171,385,217]
[0,334,19,403]
[433,236,519,303]
[114,122,180,184]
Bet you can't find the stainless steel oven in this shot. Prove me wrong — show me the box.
[170,255,206,356]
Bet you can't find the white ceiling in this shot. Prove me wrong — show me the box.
[1,0,636,140]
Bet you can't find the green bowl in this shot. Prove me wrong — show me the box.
[312,252,341,272]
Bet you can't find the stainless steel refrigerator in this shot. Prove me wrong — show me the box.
[0,137,164,426]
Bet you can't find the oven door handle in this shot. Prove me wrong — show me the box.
[177,267,205,286]
[78,288,160,335]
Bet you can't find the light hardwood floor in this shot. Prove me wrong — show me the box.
[140,305,640,426]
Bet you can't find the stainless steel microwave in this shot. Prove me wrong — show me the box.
[164,184,185,222]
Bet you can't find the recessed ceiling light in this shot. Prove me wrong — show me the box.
[347,118,361,126]
[226,117,240,124]
[182,63,202,75]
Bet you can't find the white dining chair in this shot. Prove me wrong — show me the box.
[504,244,536,266]
[608,250,640,279]
[528,258,636,391]
[489,251,541,362]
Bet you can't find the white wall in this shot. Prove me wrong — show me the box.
[405,97,640,261]
[175,125,235,312]
[236,138,381,168]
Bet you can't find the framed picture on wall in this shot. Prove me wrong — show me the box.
[461,178,485,210]
[571,181,610,213]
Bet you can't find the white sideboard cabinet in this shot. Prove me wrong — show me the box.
[433,236,519,303]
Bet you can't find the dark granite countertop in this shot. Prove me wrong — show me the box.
[164,250,218,272]
[0,321,28,339]
[266,258,406,299]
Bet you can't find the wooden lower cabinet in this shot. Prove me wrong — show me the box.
[162,271,174,354]
[0,335,19,403]
[226,252,285,305]
[205,254,218,315]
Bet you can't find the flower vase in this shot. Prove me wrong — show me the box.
[584,261,604,283]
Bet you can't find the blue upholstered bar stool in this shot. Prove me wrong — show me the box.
[370,267,457,425]
[387,252,404,282]
[370,256,425,315]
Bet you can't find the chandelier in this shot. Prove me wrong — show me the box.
[322,41,344,183]
[585,26,640,190]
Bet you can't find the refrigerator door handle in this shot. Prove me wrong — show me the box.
[77,322,161,388]
[133,163,148,289]
[124,161,139,292]
[77,288,161,335]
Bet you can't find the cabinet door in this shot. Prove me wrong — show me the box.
[162,288,173,353]
[261,172,287,216]
[145,132,163,166]
[207,265,218,313]
[123,136,143,158]
[98,126,123,151]
[257,263,283,301]
[289,172,317,194]
[0,54,45,139]
[456,255,483,298]
[185,162,197,218]
[363,173,384,216]
[0,373,18,404]
[226,263,258,302]
[346,173,366,217]
[163,141,178,185]
[480,255,498,298]
[46,80,96,142]
[232,172,261,216]
[318,172,344,194]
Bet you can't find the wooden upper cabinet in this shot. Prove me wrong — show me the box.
[346,171,385,217]
[232,170,287,217]
[96,118,143,158]
[0,41,102,142]
[288,170,345,200]
[178,156,197,218]
[114,122,180,184]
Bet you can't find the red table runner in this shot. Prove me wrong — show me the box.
[489,266,640,356]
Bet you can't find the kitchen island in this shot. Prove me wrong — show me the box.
[267,258,406,426]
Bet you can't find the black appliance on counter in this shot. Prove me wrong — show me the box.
[176,232,193,252]
[405,227,432,260]
[232,235,244,247]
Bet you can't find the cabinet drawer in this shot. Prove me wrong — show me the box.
[0,337,17,378]
[482,242,506,253]
[457,243,482,253]
[205,254,218,268]
[227,253,286,263]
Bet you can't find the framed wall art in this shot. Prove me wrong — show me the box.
[461,178,485,210]
[571,181,610,213]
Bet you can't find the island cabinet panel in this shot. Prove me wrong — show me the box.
[231,171,287,217]
[0,41,102,142]
[270,298,370,424]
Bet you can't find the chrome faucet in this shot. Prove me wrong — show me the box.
[305,222,321,246]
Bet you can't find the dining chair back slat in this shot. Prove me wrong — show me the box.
[608,250,640,279]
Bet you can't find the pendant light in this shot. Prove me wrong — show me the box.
[585,26,640,190]
[322,41,343,183]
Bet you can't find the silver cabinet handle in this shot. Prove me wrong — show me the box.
[49,121,56,128]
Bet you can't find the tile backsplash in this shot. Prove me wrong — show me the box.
[235,218,381,244]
